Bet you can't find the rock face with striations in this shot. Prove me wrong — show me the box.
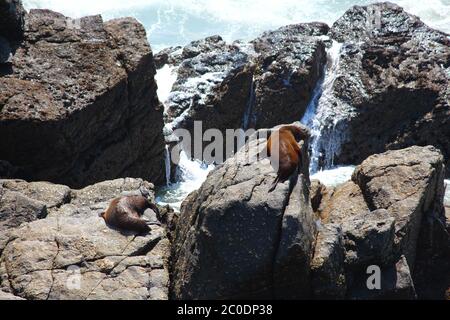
[313,2,450,174]
[0,9,166,188]
[171,123,317,299]
[0,178,170,300]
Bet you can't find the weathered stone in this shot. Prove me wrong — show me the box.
[310,179,326,213]
[347,255,417,300]
[0,289,25,300]
[273,173,317,299]
[0,178,169,300]
[352,145,446,266]
[310,146,447,299]
[342,209,396,267]
[311,223,346,299]
[319,181,369,224]
[171,124,315,299]
[250,23,328,129]
[318,2,450,175]
[158,24,328,162]
[0,189,47,230]
[0,9,165,188]
[1,179,71,210]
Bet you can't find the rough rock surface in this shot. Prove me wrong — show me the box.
[158,24,327,161]
[311,223,346,299]
[315,2,450,174]
[312,145,448,299]
[164,35,253,157]
[171,123,317,299]
[171,138,447,299]
[0,9,166,188]
[250,23,328,129]
[0,178,170,300]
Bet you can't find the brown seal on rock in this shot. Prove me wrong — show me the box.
[264,125,310,192]
[100,195,160,233]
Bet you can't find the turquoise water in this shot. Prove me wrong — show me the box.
[23,0,450,52]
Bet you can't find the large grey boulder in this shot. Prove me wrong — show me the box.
[352,145,446,265]
[0,178,170,300]
[0,9,166,188]
[311,145,448,299]
[171,124,317,299]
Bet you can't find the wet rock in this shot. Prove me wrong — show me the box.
[163,36,252,157]
[318,2,450,175]
[250,23,328,129]
[154,46,182,69]
[0,178,170,300]
[171,123,315,299]
[0,9,166,188]
[158,24,328,162]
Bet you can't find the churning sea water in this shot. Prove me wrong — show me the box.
[23,0,450,52]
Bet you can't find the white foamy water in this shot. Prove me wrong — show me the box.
[23,0,450,52]
[155,62,216,211]
[444,179,450,207]
[156,151,214,211]
[311,165,356,187]
[301,40,349,173]
[155,64,177,106]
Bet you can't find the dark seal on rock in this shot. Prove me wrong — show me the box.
[101,195,160,233]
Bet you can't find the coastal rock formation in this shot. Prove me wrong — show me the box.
[0,178,170,300]
[314,2,450,174]
[164,35,253,157]
[0,8,166,188]
[172,143,447,299]
[250,23,328,129]
[312,146,448,299]
[171,124,317,299]
[157,24,327,161]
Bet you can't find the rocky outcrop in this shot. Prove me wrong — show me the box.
[163,35,253,158]
[0,178,170,300]
[314,2,450,174]
[0,9,166,188]
[171,123,316,299]
[158,24,327,161]
[250,23,328,129]
[312,146,448,299]
[171,143,447,299]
